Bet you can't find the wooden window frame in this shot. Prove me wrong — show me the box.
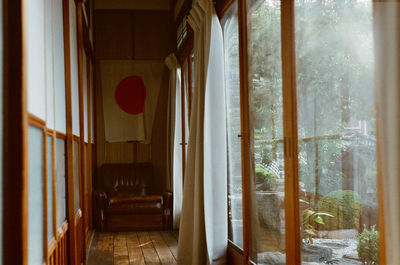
[2,0,93,264]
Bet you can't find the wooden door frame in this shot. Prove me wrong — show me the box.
[2,0,28,264]
[62,0,78,264]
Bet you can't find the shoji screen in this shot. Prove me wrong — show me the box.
[24,1,46,264]
[70,0,80,136]
[54,0,67,134]
[90,63,94,144]
[28,126,45,265]
[25,0,46,119]
[74,140,80,212]
[56,138,67,228]
[47,135,54,243]
[45,0,55,130]
[83,52,88,143]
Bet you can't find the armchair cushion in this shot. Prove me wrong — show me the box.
[108,194,163,205]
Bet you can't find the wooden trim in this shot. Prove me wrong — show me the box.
[216,0,236,19]
[281,1,301,263]
[48,238,58,254]
[52,133,58,241]
[76,2,87,262]
[28,113,46,128]
[75,209,83,225]
[56,131,67,139]
[86,52,93,231]
[237,0,250,263]
[3,0,28,264]
[62,0,78,264]
[227,241,243,265]
[58,221,69,237]
[43,129,49,263]
[187,55,192,126]
[46,128,56,135]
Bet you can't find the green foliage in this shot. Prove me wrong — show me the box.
[301,206,334,244]
[255,165,277,191]
[357,225,379,265]
[316,190,362,230]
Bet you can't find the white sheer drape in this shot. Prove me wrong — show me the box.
[177,0,228,264]
[165,54,183,230]
[373,2,400,263]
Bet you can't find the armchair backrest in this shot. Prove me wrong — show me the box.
[100,163,154,196]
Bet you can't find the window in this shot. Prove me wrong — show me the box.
[222,2,243,248]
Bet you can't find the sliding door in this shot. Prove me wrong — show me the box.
[222,2,244,249]
[246,0,286,262]
[222,0,382,264]
[295,0,378,263]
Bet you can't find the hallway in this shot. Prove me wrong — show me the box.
[87,231,178,265]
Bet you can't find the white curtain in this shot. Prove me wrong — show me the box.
[165,53,183,230]
[373,2,400,264]
[177,0,228,264]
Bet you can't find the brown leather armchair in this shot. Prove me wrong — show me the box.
[93,163,172,231]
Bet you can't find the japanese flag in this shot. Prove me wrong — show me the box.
[100,60,164,143]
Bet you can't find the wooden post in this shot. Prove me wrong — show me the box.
[237,0,250,263]
[2,0,28,264]
[62,0,78,264]
[281,0,301,264]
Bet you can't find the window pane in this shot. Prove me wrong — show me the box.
[74,140,80,212]
[247,0,285,262]
[28,126,44,265]
[56,138,67,228]
[47,135,53,242]
[54,0,66,133]
[222,2,243,249]
[295,1,378,263]
[25,0,46,119]
[70,0,80,136]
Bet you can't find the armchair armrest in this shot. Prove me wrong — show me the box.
[93,189,108,231]
[163,191,173,230]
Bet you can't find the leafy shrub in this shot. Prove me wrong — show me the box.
[255,165,277,191]
[316,190,362,230]
[302,208,333,244]
[357,225,379,265]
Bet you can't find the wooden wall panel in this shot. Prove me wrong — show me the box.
[94,12,134,59]
[134,12,172,60]
[151,68,169,192]
[94,0,171,11]
[94,10,172,192]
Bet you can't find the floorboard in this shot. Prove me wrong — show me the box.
[160,231,178,260]
[87,231,177,265]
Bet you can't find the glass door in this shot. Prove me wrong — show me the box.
[295,1,379,264]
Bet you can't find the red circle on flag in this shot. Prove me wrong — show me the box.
[115,76,146,115]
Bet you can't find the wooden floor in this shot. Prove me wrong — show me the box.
[87,231,179,265]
